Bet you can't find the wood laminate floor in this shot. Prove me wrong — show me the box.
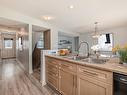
[0,59,58,95]
[32,68,41,82]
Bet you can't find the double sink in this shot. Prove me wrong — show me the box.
[62,55,109,64]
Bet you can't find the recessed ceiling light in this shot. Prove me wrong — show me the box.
[69,5,74,9]
[42,16,54,20]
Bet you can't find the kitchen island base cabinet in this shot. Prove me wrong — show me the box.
[45,56,113,95]
[77,76,112,95]
[77,65,112,95]
[59,70,76,95]
[46,57,59,91]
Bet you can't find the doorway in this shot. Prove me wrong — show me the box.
[1,33,16,59]
[32,25,51,82]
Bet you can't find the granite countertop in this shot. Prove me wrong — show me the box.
[46,54,127,75]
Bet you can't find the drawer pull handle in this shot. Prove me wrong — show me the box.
[120,78,127,82]
[81,69,98,76]
[62,64,72,69]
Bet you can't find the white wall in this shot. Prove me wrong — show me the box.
[103,27,127,46]
[16,26,29,72]
[79,26,127,54]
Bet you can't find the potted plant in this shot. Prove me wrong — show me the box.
[112,45,127,64]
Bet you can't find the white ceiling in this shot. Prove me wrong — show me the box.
[0,0,127,33]
[32,25,48,32]
[0,17,27,29]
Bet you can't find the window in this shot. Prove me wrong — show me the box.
[37,39,44,48]
[98,33,113,51]
[4,38,13,49]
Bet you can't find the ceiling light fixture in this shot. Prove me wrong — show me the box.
[69,5,74,9]
[92,22,100,38]
[42,16,53,20]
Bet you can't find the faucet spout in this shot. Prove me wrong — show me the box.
[78,41,90,57]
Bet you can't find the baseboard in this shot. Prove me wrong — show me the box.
[41,80,47,86]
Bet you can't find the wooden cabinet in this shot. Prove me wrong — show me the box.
[59,61,77,95]
[60,61,77,73]
[77,76,112,95]
[46,57,59,90]
[77,66,113,95]
[45,56,113,95]
[78,66,113,84]
[46,57,77,95]
[59,70,76,95]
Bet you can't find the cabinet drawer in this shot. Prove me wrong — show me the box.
[46,57,60,65]
[46,63,58,74]
[60,61,77,72]
[47,75,59,90]
[47,71,58,78]
[78,66,112,84]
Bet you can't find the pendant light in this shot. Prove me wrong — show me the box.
[92,22,100,38]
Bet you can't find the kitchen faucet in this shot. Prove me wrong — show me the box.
[78,41,90,58]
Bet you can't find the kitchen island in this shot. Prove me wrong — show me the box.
[45,54,127,95]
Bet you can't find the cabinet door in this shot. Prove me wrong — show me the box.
[59,70,76,95]
[77,76,112,95]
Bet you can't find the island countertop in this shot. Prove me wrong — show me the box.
[45,54,127,75]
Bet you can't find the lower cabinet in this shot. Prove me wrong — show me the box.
[46,72,59,90]
[45,56,113,95]
[59,69,76,95]
[77,75,112,95]
[46,57,59,90]
[77,66,113,95]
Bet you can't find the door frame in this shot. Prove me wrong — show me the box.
[1,33,16,59]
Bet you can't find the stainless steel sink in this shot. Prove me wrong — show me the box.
[62,55,109,64]
[62,56,87,60]
[82,58,109,64]
[73,56,88,60]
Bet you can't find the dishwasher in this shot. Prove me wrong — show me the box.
[114,73,127,95]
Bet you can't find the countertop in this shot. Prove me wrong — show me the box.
[46,54,127,75]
